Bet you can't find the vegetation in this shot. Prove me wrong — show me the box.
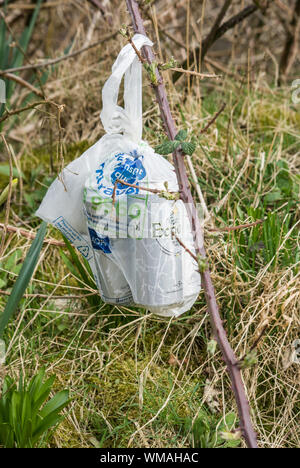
[0,368,69,448]
[0,0,299,448]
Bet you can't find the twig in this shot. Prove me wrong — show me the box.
[87,0,107,15]
[124,30,146,63]
[2,32,119,74]
[201,0,233,60]
[0,223,65,247]
[0,217,264,247]
[212,4,260,44]
[0,100,45,124]
[173,4,260,82]
[174,235,197,262]
[274,0,293,15]
[239,325,268,364]
[0,72,44,98]
[0,290,98,299]
[126,0,258,448]
[112,179,157,205]
[204,56,242,81]
[279,0,300,80]
[112,178,177,205]
[87,0,113,25]
[200,102,226,134]
[167,68,221,80]
[208,219,264,233]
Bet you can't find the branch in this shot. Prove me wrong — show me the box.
[87,0,113,25]
[125,0,258,449]
[279,0,300,80]
[0,222,65,247]
[173,4,259,83]
[201,0,233,60]
[239,324,268,364]
[1,31,118,74]
[208,219,264,233]
[200,102,226,135]
[0,100,45,124]
[0,72,44,98]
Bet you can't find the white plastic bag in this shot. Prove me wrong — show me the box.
[36,34,201,317]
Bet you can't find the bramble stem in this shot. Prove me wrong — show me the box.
[125,0,258,449]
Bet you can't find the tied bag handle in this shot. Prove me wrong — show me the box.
[100,34,153,143]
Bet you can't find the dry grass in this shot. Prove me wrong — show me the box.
[0,0,299,449]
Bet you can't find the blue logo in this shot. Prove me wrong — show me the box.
[95,150,146,198]
[88,228,112,254]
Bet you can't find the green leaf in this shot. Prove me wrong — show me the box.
[0,422,14,448]
[181,141,196,156]
[0,179,18,206]
[33,414,63,442]
[264,189,283,203]
[0,222,47,337]
[39,390,69,419]
[223,412,238,429]
[155,140,176,155]
[0,165,24,179]
[175,129,187,141]
[0,370,70,448]
[207,339,217,356]
[62,236,92,286]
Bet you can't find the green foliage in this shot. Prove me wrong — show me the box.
[0,164,24,179]
[155,129,196,156]
[181,141,196,156]
[0,248,23,290]
[158,56,178,71]
[0,222,47,338]
[207,339,218,356]
[143,62,159,86]
[155,139,180,155]
[240,350,258,370]
[0,0,43,120]
[230,206,299,275]
[159,190,179,201]
[189,411,241,448]
[197,255,208,273]
[0,368,70,448]
[0,178,18,206]
[175,129,188,141]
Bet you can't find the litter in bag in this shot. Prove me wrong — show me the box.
[36,34,201,317]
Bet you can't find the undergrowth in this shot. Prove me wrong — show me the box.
[0,27,299,449]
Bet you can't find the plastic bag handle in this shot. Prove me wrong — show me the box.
[100,34,153,143]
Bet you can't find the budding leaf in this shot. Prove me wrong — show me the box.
[155,140,180,155]
[143,62,159,85]
[207,339,218,356]
[197,254,208,273]
[119,24,129,38]
[175,129,188,141]
[181,141,196,156]
[160,191,179,201]
[240,350,258,369]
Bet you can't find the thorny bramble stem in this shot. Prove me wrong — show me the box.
[125,0,258,448]
[112,179,178,205]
